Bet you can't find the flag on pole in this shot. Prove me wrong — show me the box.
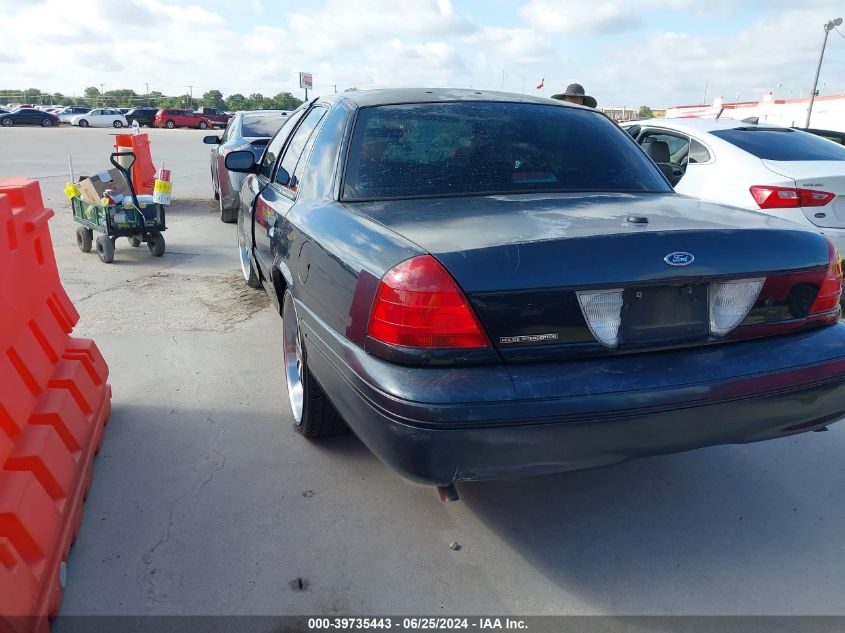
[536,78,544,90]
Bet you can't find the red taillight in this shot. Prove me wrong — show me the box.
[750,185,835,209]
[367,255,490,349]
[810,240,843,313]
[800,189,836,207]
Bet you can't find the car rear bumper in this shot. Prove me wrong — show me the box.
[298,303,845,485]
[220,169,243,210]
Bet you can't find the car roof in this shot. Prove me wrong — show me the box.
[338,87,576,109]
[242,109,289,118]
[624,117,778,134]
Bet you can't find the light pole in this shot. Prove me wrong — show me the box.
[805,17,843,128]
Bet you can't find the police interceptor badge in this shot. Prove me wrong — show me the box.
[500,333,559,344]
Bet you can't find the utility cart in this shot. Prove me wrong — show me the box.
[71,151,167,263]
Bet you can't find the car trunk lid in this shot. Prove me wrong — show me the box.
[244,137,271,160]
[762,160,845,229]
[350,193,831,359]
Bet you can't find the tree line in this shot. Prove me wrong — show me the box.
[0,87,303,112]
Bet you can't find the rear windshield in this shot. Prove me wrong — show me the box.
[342,102,671,200]
[242,114,287,138]
[709,127,845,161]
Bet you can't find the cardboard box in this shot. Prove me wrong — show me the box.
[77,169,132,204]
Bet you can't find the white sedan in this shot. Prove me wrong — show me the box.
[70,108,128,128]
[622,118,845,255]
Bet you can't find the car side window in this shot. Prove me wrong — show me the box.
[641,132,689,163]
[688,139,711,163]
[221,119,233,143]
[638,130,690,186]
[259,109,306,179]
[275,106,328,190]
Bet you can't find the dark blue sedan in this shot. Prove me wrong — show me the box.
[225,89,845,499]
[1,107,61,127]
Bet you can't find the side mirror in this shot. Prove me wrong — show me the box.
[225,150,257,173]
[203,135,221,145]
[275,167,290,186]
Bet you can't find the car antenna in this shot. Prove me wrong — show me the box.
[715,107,725,120]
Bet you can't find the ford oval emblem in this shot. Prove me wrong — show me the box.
[664,252,695,266]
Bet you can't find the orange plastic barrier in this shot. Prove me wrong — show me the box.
[0,179,111,631]
[113,133,156,195]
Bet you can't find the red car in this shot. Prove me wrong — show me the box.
[154,109,212,129]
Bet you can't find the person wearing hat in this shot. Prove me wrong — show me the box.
[551,83,597,108]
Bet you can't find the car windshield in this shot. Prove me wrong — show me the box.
[709,127,845,161]
[342,102,671,200]
[242,114,286,138]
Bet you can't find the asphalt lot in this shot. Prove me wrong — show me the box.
[1,125,845,618]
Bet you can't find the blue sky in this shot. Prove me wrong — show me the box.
[0,0,843,107]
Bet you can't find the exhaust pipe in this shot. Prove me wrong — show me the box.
[437,483,460,502]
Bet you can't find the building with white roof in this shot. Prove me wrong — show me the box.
[666,92,845,132]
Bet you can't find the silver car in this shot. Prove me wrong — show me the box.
[56,106,91,123]
[203,110,291,223]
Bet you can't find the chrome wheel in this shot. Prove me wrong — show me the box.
[237,208,261,288]
[238,213,251,281]
[283,291,304,424]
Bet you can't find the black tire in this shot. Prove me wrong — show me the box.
[41,118,52,127]
[198,121,208,130]
[95,235,114,263]
[147,231,165,256]
[165,120,175,129]
[113,120,123,128]
[76,226,92,252]
[129,236,141,247]
[283,290,347,438]
[78,119,89,128]
[220,197,237,223]
[1,117,12,127]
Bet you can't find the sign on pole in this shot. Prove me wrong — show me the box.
[299,72,313,90]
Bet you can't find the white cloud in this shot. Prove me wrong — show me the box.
[475,27,556,64]
[592,7,845,107]
[518,0,745,34]
[0,0,842,109]
[520,0,640,34]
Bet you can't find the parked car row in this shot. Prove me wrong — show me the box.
[201,88,845,497]
[1,105,233,129]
